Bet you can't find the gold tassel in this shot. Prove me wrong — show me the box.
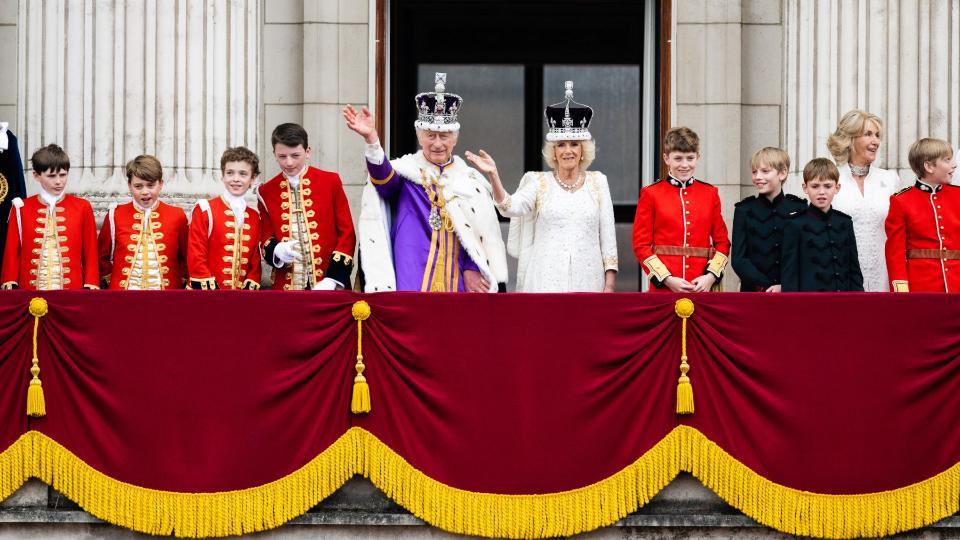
[351,300,372,414]
[674,298,695,415]
[27,297,49,417]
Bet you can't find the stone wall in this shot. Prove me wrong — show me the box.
[4,476,960,538]
[672,0,960,289]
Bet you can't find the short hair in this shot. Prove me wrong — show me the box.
[542,139,597,171]
[271,123,309,149]
[31,144,70,174]
[750,147,790,173]
[826,110,884,165]
[663,127,700,155]
[908,138,954,178]
[125,155,163,183]
[220,146,261,178]
[802,157,840,184]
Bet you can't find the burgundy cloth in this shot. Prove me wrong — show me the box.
[0,298,30,451]
[15,290,355,491]
[682,293,960,493]
[0,290,959,498]
[353,293,678,493]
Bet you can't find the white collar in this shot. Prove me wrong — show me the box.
[221,189,248,211]
[285,166,307,188]
[38,187,63,207]
[133,200,159,212]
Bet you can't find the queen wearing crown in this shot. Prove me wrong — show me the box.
[465,82,617,292]
[343,73,507,292]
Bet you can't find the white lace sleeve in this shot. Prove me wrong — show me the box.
[595,173,618,271]
[496,172,540,218]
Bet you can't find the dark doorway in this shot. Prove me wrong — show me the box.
[387,0,662,291]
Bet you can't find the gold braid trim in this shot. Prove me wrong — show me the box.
[1,427,958,538]
[892,280,910,293]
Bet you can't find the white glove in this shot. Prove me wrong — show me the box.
[273,240,302,265]
[312,277,341,291]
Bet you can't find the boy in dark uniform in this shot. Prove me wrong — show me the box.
[731,147,806,292]
[781,158,863,292]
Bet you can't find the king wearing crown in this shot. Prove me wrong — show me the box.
[343,73,507,292]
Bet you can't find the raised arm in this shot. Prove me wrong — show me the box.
[343,105,403,199]
[465,151,539,218]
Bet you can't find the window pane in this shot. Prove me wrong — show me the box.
[417,65,525,191]
[543,65,641,204]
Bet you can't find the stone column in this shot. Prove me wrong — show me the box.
[16,0,261,213]
[262,0,372,220]
[673,0,744,290]
[783,0,960,184]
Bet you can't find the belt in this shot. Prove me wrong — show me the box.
[652,245,716,258]
[906,249,960,260]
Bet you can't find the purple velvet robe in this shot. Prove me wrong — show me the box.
[366,155,480,291]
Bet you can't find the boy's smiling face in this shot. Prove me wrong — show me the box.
[752,162,787,198]
[222,160,256,196]
[34,168,69,196]
[922,155,957,186]
[663,151,699,181]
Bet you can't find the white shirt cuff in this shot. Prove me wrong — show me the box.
[365,141,385,165]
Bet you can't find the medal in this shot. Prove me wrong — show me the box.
[428,206,442,230]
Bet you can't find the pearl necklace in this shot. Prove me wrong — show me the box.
[849,163,870,177]
[555,171,585,191]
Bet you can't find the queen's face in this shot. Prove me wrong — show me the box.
[554,140,582,172]
[850,119,881,166]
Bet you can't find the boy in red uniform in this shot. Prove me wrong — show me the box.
[1,144,99,290]
[885,138,960,292]
[188,147,262,290]
[98,155,188,289]
[257,123,356,290]
[632,127,730,292]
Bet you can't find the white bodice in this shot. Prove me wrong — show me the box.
[499,171,618,292]
[831,164,901,292]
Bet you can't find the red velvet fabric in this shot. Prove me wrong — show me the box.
[1,290,958,497]
[17,290,356,491]
[353,293,678,493]
[0,297,30,451]
[682,293,960,493]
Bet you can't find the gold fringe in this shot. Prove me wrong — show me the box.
[676,425,960,539]
[20,430,356,538]
[1,427,959,538]
[0,434,28,502]
[354,427,680,539]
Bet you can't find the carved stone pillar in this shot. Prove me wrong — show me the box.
[18,0,261,213]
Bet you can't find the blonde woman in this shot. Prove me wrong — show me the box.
[465,82,617,292]
[826,110,901,291]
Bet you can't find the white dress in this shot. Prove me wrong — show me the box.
[831,164,901,292]
[497,171,618,292]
